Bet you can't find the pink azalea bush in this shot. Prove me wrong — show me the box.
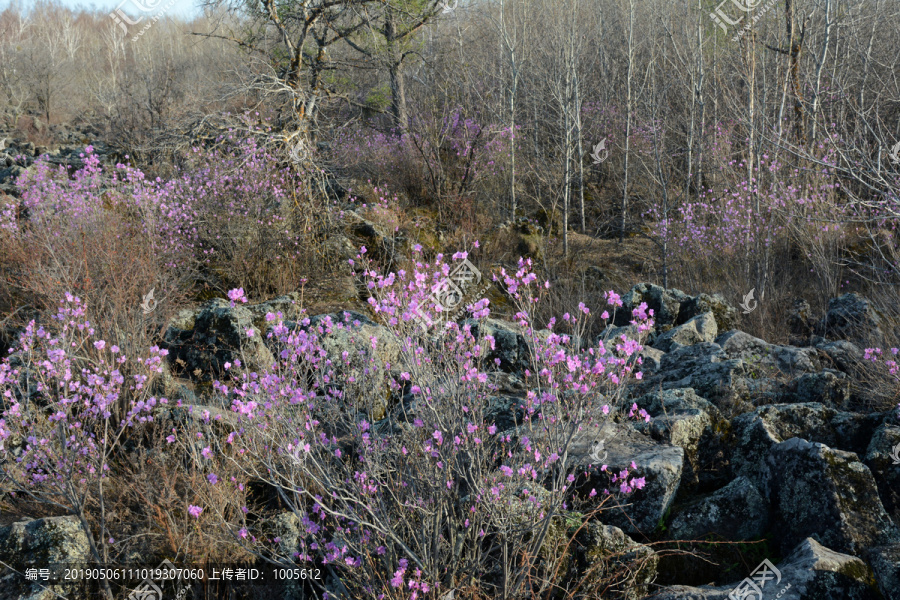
[327,109,514,206]
[0,294,170,597]
[189,253,654,598]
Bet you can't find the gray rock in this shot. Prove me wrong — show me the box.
[645,586,730,599]
[483,395,526,433]
[567,423,684,535]
[653,312,718,353]
[634,388,721,418]
[678,293,739,334]
[864,424,900,524]
[0,182,20,197]
[614,283,692,327]
[0,165,24,184]
[730,403,884,485]
[765,537,880,600]
[640,346,666,373]
[650,342,748,405]
[730,402,839,483]
[599,324,664,373]
[646,331,835,407]
[298,311,401,419]
[163,298,275,381]
[864,544,900,600]
[262,512,307,599]
[463,318,531,373]
[822,293,885,346]
[0,516,91,600]
[815,339,864,374]
[648,538,880,600]
[667,476,769,541]
[634,407,715,490]
[611,283,738,334]
[572,521,658,599]
[716,331,821,375]
[154,402,239,430]
[763,437,900,556]
[788,298,817,345]
[248,292,305,323]
[786,370,850,408]
[828,410,886,456]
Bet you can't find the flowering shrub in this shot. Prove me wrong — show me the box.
[864,347,900,419]
[0,294,170,599]
[327,110,513,208]
[188,253,653,599]
[644,123,850,318]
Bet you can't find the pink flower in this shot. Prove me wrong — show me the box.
[93,340,106,350]
[188,505,203,518]
[201,446,212,459]
[227,288,248,306]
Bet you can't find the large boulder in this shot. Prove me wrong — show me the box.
[815,339,864,374]
[612,283,738,332]
[730,403,839,484]
[647,538,880,600]
[785,370,851,409]
[730,403,885,485]
[614,283,692,328]
[652,312,718,353]
[644,331,841,408]
[666,476,769,541]
[762,437,900,556]
[632,388,728,491]
[163,297,277,381]
[646,342,748,406]
[822,293,885,346]
[571,522,658,600]
[463,318,532,373]
[864,424,900,524]
[298,311,402,419]
[0,516,91,600]
[865,544,900,600]
[567,423,684,536]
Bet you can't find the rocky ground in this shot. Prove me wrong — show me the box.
[2,282,899,599]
